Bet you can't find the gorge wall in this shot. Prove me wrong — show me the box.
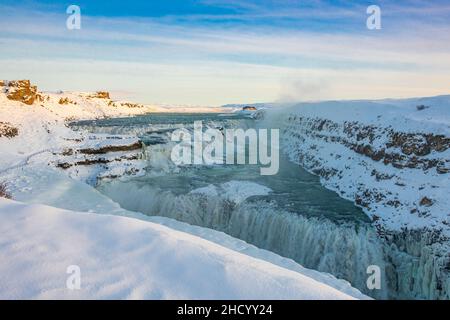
[266,98,450,299]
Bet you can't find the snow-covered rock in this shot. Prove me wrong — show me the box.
[0,82,155,184]
[260,96,450,299]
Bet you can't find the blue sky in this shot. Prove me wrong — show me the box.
[1,0,450,105]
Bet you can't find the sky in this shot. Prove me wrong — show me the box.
[1,0,450,106]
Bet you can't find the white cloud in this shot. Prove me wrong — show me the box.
[0,3,449,105]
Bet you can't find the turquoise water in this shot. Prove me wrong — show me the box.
[73,113,369,224]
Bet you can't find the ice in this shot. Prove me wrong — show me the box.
[191,180,272,204]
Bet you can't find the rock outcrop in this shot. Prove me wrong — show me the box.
[0,122,19,138]
[58,97,77,105]
[1,80,41,105]
[88,91,110,99]
[0,182,11,199]
[79,141,143,154]
[52,135,145,184]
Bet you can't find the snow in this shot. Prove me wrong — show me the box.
[78,134,140,149]
[279,95,450,135]
[0,198,365,299]
[0,87,368,300]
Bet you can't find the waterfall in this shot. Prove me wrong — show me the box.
[98,180,392,298]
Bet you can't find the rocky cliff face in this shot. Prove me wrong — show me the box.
[278,103,450,299]
[282,115,449,232]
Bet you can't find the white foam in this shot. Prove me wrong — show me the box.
[191,180,272,204]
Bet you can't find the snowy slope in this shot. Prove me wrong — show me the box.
[0,93,146,184]
[0,198,365,300]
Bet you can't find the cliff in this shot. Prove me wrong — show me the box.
[262,96,450,299]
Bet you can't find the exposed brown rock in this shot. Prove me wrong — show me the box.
[56,154,139,169]
[0,122,19,138]
[56,162,73,169]
[419,197,433,207]
[388,132,449,156]
[3,80,39,105]
[59,97,77,105]
[79,141,143,154]
[437,163,450,174]
[120,102,144,108]
[386,200,401,208]
[89,91,110,99]
[107,101,144,108]
[0,182,11,199]
[371,169,394,181]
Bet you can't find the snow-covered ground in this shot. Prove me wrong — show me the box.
[0,198,364,300]
[0,82,367,300]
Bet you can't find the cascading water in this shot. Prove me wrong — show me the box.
[71,113,449,299]
[97,179,389,299]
